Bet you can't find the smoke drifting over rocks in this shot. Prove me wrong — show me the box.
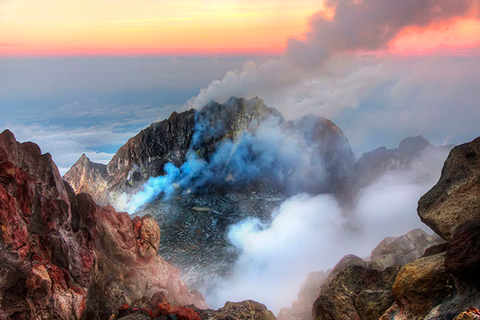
[204,138,452,313]
[128,97,354,213]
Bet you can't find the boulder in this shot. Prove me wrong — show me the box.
[391,253,453,319]
[312,265,399,320]
[418,137,480,241]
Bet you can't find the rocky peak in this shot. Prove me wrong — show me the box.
[397,136,432,156]
[63,153,108,204]
[0,129,68,202]
[353,135,449,188]
[64,97,356,208]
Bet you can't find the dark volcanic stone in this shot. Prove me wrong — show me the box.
[445,221,480,284]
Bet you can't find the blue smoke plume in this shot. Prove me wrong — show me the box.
[127,101,329,213]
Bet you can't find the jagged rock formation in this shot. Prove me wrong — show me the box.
[64,97,356,209]
[64,109,196,207]
[195,300,277,320]
[0,130,206,319]
[65,154,109,202]
[116,300,276,320]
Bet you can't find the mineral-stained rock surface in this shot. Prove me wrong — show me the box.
[391,253,454,319]
[0,130,206,319]
[418,136,480,241]
[312,265,400,320]
[117,300,276,320]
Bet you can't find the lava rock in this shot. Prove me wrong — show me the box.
[0,130,207,319]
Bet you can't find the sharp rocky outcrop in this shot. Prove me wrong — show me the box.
[64,97,356,210]
[0,130,207,319]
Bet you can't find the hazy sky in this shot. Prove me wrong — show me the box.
[1,0,480,173]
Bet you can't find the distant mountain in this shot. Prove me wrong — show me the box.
[353,135,454,188]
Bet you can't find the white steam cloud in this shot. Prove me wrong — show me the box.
[187,0,480,123]
[205,145,450,313]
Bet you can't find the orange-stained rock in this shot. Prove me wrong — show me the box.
[0,130,207,320]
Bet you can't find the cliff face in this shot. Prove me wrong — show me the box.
[64,97,356,209]
[0,130,206,320]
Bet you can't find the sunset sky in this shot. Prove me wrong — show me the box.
[1,0,323,55]
[1,0,480,173]
[2,0,480,56]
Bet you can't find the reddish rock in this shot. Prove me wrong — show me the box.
[0,130,207,319]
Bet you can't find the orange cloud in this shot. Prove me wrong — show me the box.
[391,18,480,54]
